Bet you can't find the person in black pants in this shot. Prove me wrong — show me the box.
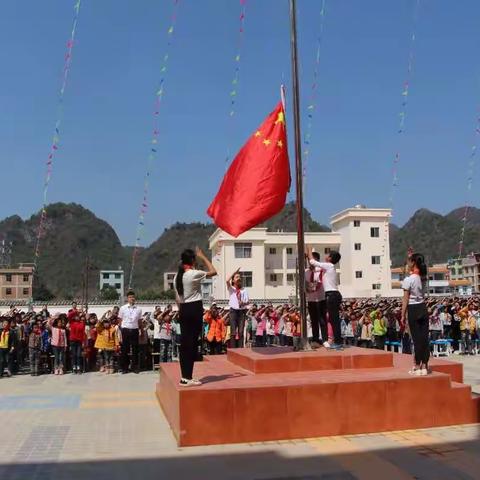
[401,253,430,376]
[175,247,217,387]
[305,252,327,348]
[118,291,142,374]
[307,246,343,349]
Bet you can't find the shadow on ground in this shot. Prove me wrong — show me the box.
[1,431,479,480]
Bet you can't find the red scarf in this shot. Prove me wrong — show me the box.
[183,264,193,271]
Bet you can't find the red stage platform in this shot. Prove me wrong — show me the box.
[156,347,479,447]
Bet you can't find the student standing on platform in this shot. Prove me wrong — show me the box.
[175,247,217,387]
[306,246,343,350]
[401,253,430,376]
[226,268,249,348]
[118,291,142,374]
[305,252,326,349]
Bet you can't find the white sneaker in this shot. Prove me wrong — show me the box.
[419,368,428,376]
[179,378,193,387]
[189,378,202,386]
[323,341,331,349]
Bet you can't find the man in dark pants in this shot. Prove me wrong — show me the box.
[305,252,327,348]
[307,246,343,349]
[118,291,142,374]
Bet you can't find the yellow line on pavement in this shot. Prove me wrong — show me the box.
[308,436,414,480]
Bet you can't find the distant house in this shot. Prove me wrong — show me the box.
[100,270,124,296]
[0,265,34,300]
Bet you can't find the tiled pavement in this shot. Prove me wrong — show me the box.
[0,356,479,480]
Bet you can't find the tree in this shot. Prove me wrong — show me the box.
[100,285,120,301]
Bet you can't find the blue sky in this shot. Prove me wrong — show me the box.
[1,0,479,246]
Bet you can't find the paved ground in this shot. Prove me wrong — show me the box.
[0,356,479,480]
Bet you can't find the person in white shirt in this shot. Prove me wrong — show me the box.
[307,245,342,349]
[305,251,326,349]
[174,247,217,387]
[226,268,249,348]
[401,252,429,376]
[118,291,142,374]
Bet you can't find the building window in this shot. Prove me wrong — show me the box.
[114,273,121,279]
[115,283,121,289]
[370,227,380,238]
[371,256,381,265]
[23,288,29,295]
[354,220,360,227]
[269,274,278,282]
[5,274,12,282]
[354,243,361,251]
[234,242,252,259]
[23,274,29,282]
[287,273,295,282]
[286,247,293,255]
[372,284,381,290]
[240,271,253,288]
[102,273,109,280]
[324,247,331,254]
[458,268,463,275]
[6,288,12,295]
[355,271,363,279]
[269,248,277,255]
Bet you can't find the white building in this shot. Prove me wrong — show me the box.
[164,271,213,301]
[99,270,124,296]
[209,206,394,300]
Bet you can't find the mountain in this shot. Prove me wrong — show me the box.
[0,203,128,298]
[389,207,480,266]
[262,201,330,232]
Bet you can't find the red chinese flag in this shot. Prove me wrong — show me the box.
[207,102,290,237]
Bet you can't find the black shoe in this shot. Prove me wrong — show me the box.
[134,369,140,374]
[121,370,128,375]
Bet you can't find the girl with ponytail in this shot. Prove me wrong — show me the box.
[401,252,430,376]
[174,247,217,387]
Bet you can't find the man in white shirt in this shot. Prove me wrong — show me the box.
[118,290,142,373]
[305,252,327,349]
[226,268,249,348]
[307,246,343,349]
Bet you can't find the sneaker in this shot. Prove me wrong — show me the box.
[408,367,422,376]
[189,378,202,386]
[323,341,331,349]
[419,368,429,376]
[330,343,344,350]
[5,370,12,378]
[54,369,59,375]
[179,378,193,387]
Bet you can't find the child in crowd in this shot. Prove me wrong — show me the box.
[95,316,118,374]
[49,315,68,375]
[0,319,13,377]
[204,304,227,355]
[67,310,85,374]
[28,319,43,376]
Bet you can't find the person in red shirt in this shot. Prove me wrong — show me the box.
[67,310,85,374]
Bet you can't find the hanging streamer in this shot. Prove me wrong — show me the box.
[224,0,247,169]
[457,109,480,258]
[379,0,420,287]
[129,0,180,289]
[302,0,327,196]
[33,0,82,269]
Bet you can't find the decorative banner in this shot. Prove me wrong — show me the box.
[224,0,247,169]
[389,0,421,206]
[302,0,327,196]
[457,110,480,258]
[33,0,81,268]
[128,0,180,289]
[379,0,420,283]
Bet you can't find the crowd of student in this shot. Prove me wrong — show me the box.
[0,295,479,378]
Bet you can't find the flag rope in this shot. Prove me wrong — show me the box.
[128,0,180,290]
[33,0,82,273]
[224,0,247,170]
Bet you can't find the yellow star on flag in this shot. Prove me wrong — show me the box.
[275,111,285,125]
[263,139,271,146]
[277,140,283,148]
[254,130,262,137]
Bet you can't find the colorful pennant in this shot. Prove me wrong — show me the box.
[457,110,480,258]
[224,0,247,169]
[128,0,180,289]
[33,0,81,268]
[303,0,327,197]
